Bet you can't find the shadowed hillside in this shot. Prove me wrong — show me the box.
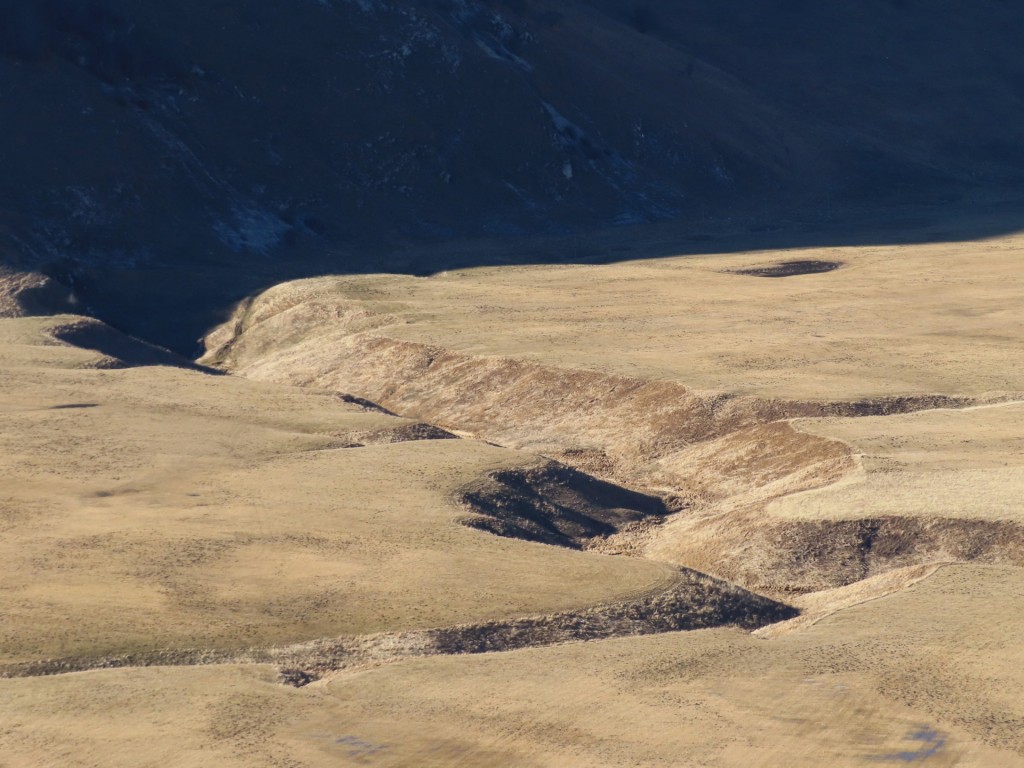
[2,0,1024,350]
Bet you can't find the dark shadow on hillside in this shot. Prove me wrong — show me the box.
[47,317,222,373]
[2,0,1024,353]
[9,190,1024,357]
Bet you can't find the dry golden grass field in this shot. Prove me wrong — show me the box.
[2,228,1023,766]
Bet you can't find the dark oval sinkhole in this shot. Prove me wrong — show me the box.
[731,260,842,278]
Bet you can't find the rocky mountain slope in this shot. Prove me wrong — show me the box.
[3,0,1024,349]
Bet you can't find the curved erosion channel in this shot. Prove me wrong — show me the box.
[1,566,796,686]
[1,436,798,685]
[203,310,1024,589]
[8,304,1022,687]
[201,307,1012,494]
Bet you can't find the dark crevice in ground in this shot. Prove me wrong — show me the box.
[456,461,674,550]
[333,422,460,449]
[730,260,842,277]
[449,414,1024,596]
[0,567,797,686]
[336,393,400,417]
[47,317,221,373]
[694,515,1024,594]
